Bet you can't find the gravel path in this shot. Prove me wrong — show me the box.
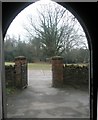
[7,69,90,118]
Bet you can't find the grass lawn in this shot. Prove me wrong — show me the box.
[28,62,52,70]
[5,62,15,66]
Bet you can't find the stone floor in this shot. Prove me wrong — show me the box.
[7,69,90,118]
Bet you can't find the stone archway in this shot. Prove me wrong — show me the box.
[1,1,95,119]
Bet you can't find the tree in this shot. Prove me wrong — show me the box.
[4,34,34,62]
[23,1,88,59]
[62,48,89,64]
[4,34,17,61]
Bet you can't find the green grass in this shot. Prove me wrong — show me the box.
[5,62,15,66]
[28,62,52,70]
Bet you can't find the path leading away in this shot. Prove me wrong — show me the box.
[7,69,90,118]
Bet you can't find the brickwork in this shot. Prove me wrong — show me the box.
[63,64,89,87]
[5,56,88,88]
[52,56,64,87]
[5,65,15,87]
[15,56,27,66]
[5,56,28,88]
[14,56,27,88]
[52,56,89,88]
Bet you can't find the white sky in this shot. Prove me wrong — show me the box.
[6,0,54,39]
[6,0,88,48]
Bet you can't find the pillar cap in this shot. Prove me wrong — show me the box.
[15,56,26,60]
[52,56,63,60]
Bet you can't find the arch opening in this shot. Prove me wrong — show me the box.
[2,1,92,119]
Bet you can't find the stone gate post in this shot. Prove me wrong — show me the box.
[52,56,64,87]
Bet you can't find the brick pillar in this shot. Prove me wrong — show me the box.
[52,56,64,87]
[14,56,27,88]
[15,56,27,66]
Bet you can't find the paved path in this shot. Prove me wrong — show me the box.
[7,70,90,118]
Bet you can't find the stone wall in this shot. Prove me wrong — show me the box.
[5,65,15,87]
[63,64,89,87]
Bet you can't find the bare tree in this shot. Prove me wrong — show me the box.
[23,1,88,58]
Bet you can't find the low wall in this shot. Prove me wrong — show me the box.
[5,65,15,87]
[5,56,28,88]
[52,56,89,88]
[63,64,89,86]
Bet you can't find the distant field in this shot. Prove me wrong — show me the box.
[5,62,52,70]
[28,63,52,70]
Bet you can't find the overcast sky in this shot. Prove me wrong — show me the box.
[6,0,88,48]
[6,0,54,39]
